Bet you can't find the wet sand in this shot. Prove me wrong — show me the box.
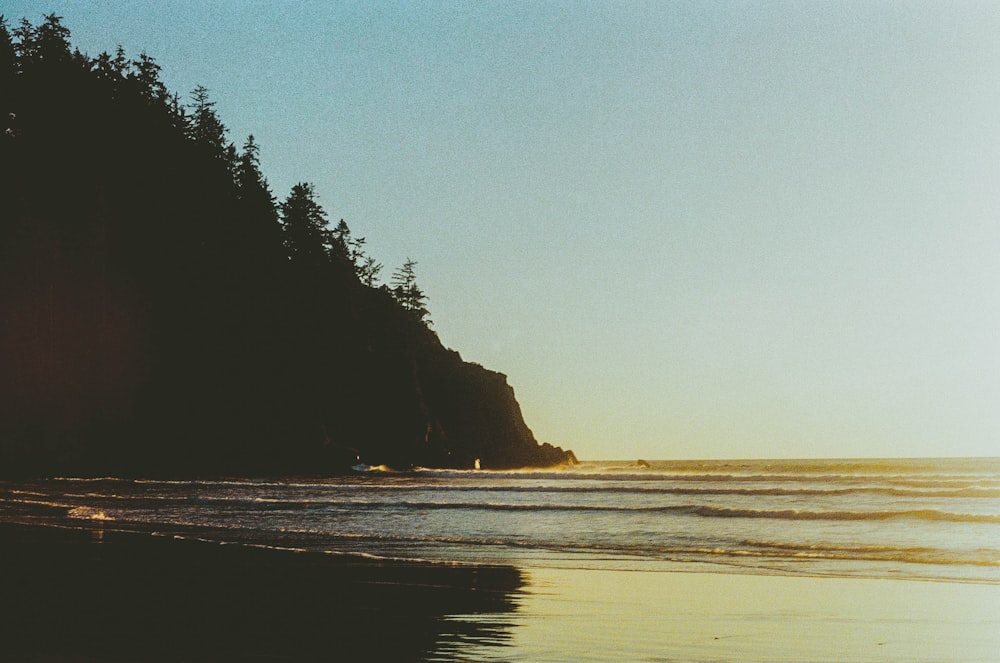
[0,523,522,661]
[4,522,998,662]
[506,567,1000,662]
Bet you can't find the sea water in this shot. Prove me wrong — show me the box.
[2,458,998,584]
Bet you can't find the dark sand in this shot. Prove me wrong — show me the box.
[0,523,522,662]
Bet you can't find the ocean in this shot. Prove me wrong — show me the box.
[2,457,998,584]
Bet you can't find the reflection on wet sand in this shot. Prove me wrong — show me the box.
[0,523,523,662]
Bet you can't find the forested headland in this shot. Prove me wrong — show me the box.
[0,14,575,477]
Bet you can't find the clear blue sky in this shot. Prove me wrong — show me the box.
[8,1,999,460]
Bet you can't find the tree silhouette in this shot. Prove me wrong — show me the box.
[359,254,382,287]
[236,135,274,205]
[391,258,430,324]
[187,85,230,159]
[330,219,354,265]
[0,17,15,139]
[0,15,15,81]
[12,14,77,69]
[330,218,381,285]
[233,135,284,273]
[129,52,169,107]
[91,46,127,83]
[280,182,332,265]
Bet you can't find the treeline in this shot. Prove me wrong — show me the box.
[0,15,574,476]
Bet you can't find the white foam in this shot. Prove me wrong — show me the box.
[67,506,114,521]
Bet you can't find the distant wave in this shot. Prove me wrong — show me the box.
[0,496,76,511]
[48,484,1000,503]
[376,484,1000,499]
[408,469,1000,488]
[38,469,1000,492]
[312,499,1000,524]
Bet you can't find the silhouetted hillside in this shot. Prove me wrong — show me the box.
[0,15,575,477]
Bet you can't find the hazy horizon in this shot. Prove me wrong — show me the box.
[8,1,998,461]
[573,454,1000,462]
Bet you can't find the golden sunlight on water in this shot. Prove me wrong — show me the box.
[510,568,1000,662]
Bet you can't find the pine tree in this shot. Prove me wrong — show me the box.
[13,14,72,66]
[236,135,272,202]
[359,254,382,288]
[330,219,354,265]
[91,46,128,84]
[391,258,430,324]
[234,134,283,261]
[129,52,168,106]
[0,15,15,79]
[330,218,380,283]
[186,85,228,157]
[0,16,15,137]
[279,182,331,265]
[10,17,37,63]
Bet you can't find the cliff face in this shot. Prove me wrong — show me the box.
[0,16,575,478]
[255,283,576,474]
[319,301,574,471]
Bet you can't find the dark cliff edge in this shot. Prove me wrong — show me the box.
[0,15,575,478]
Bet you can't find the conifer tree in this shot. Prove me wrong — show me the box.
[129,52,168,106]
[13,14,72,66]
[34,13,71,62]
[280,182,332,265]
[330,219,354,265]
[187,85,229,157]
[0,16,15,79]
[233,134,284,265]
[330,218,380,283]
[11,17,37,63]
[359,254,382,288]
[0,16,15,136]
[236,135,272,202]
[391,258,430,324]
[91,46,127,84]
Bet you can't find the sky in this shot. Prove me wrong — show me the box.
[7,1,1000,460]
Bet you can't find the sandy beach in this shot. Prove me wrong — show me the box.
[503,567,1000,662]
[3,522,998,662]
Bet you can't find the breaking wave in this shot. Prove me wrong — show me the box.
[67,506,114,521]
[323,499,1000,524]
